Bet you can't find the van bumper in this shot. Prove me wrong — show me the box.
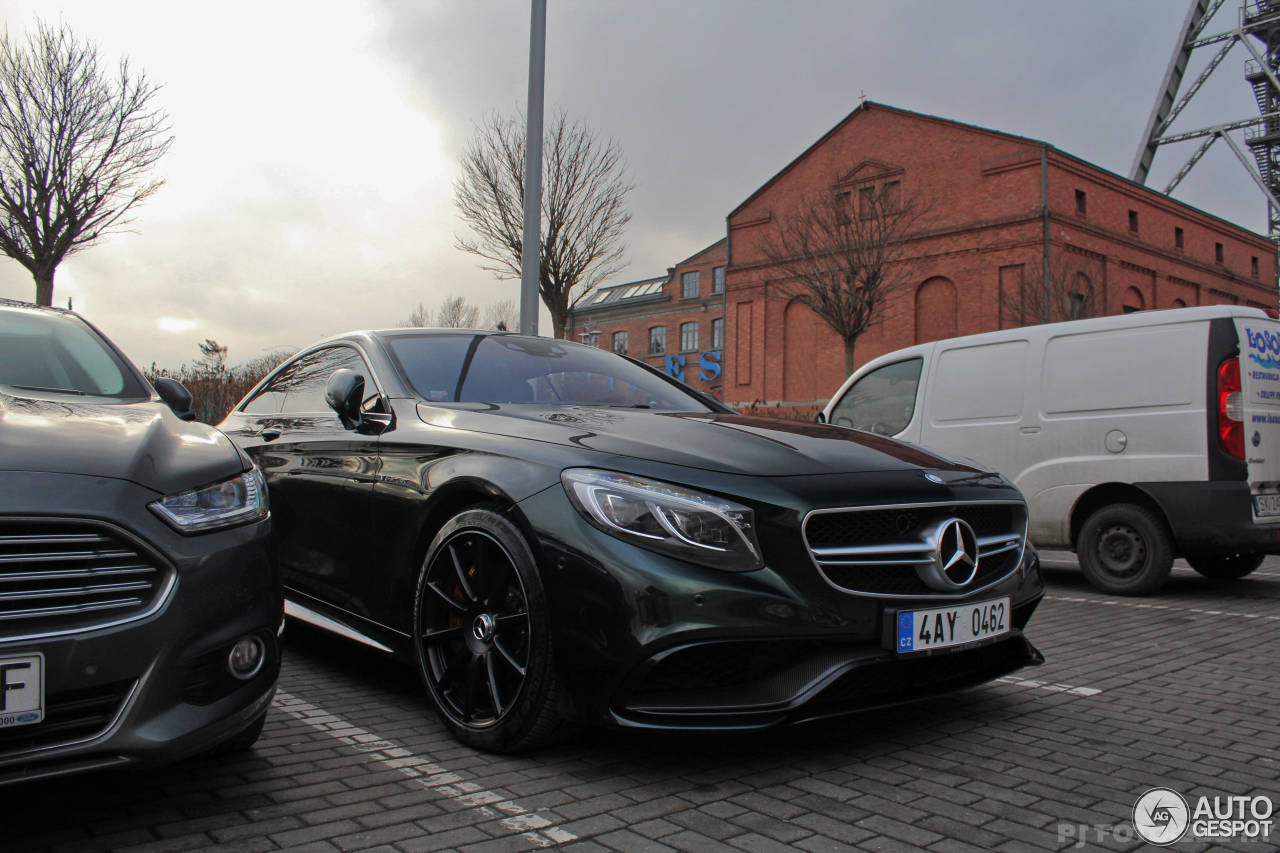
[1139,481,1280,556]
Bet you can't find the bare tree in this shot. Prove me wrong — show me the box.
[0,21,172,306]
[194,338,228,376]
[999,250,1105,326]
[435,295,480,328]
[483,298,518,331]
[400,302,431,328]
[398,295,481,329]
[760,180,929,374]
[454,110,633,339]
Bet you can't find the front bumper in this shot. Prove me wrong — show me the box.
[0,473,281,785]
[517,483,1044,731]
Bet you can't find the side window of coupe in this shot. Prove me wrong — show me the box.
[243,346,370,415]
[830,357,923,435]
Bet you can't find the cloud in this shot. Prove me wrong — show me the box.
[0,0,1271,372]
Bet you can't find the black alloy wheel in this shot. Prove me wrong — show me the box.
[1188,552,1265,580]
[413,507,565,752]
[1077,503,1173,596]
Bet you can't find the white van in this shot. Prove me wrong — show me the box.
[820,306,1280,595]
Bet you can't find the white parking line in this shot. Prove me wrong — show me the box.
[1046,594,1280,622]
[995,676,1102,696]
[272,691,576,847]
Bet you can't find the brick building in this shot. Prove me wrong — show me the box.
[567,239,727,397]
[570,102,1279,413]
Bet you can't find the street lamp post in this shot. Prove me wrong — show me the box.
[519,0,546,336]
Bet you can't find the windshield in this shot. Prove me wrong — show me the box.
[385,333,713,412]
[0,306,147,399]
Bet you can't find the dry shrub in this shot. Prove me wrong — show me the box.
[146,342,292,425]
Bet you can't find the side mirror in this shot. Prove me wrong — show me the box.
[813,411,827,424]
[325,369,365,430]
[154,377,196,421]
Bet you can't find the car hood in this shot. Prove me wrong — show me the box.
[0,390,245,495]
[416,404,976,476]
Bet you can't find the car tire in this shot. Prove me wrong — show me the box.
[413,506,567,752]
[1187,552,1265,580]
[1076,503,1173,596]
[211,710,267,755]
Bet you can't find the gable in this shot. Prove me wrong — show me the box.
[836,159,904,187]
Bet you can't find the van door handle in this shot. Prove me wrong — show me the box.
[1020,426,1041,435]
[261,426,283,442]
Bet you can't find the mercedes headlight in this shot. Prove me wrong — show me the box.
[562,468,763,571]
[150,467,269,533]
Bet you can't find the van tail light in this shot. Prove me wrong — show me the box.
[1218,357,1244,459]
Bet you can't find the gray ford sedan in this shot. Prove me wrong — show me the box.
[0,298,280,784]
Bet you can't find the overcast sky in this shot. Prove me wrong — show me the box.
[0,1,1269,368]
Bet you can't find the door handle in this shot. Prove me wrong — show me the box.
[260,426,283,442]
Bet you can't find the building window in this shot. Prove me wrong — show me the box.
[1216,242,1224,263]
[612,331,628,356]
[859,185,876,219]
[680,322,698,352]
[712,266,725,294]
[648,326,665,355]
[836,190,852,223]
[1068,292,1088,320]
[712,317,724,350]
[1128,210,1139,233]
[883,180,901,211]
[681,271,700,299]
[1075,190,1087,215]
[1253,256,1260,277]
[588,332,600,348]
[1175,227,1184,249]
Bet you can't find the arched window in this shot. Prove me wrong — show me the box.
[1121,286,1146,314]
[915,277,957,343]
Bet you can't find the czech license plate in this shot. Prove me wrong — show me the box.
[0,653,43,729]
[1253,493,1280,517]
[895,598,1009,654]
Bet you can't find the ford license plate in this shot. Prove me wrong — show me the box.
[0,653,44,729]
[895,598,1009,654]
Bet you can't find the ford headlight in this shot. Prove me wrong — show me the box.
[562,469,763,571]
[150,467,269,533]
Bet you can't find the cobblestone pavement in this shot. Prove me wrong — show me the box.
[12,556,1280,853]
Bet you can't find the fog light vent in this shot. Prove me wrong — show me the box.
[228,636,265,680]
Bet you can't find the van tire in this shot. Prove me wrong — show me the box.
[1076,503,1173,596]
[1188,552,1264,580]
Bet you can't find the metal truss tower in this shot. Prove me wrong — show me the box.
[1132,0,1280,239]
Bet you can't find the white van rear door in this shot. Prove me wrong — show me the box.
[1234,317,1280,521]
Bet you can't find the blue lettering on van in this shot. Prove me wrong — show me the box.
[1245,327,1280,367]
[1248,354,1280,371]
[698,350,722,381]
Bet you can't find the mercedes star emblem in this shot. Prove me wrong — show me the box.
[917,517,980,591]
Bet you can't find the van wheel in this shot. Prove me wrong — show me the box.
[1076,504,1173,596]
[1188,552,1264,580]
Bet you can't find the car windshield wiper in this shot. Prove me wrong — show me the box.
[603,403,652,409]
[10,385,87,395]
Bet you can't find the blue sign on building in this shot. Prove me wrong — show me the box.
[664,350,721,383]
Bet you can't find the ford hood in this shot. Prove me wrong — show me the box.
[0,390,245,495]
